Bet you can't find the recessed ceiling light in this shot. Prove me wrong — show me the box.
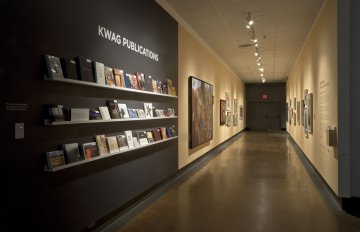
[259,68,264,72]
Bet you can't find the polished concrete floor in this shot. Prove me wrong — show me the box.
[116,132,360,232]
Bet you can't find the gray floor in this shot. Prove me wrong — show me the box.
[116,132,360,232]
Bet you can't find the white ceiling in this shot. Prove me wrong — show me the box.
[159,0,325,83]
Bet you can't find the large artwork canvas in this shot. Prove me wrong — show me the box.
[189,76,213,148]
[220,99,226,125]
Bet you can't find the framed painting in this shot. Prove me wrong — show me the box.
[225,92,230,111]
[220,99,226,125]
[189,76,213,148]
[226,111,231,127]
[234,99,238,114]
[233,113,238,126]
[239,105,244,120]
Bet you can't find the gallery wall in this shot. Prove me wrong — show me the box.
[286,0,338,194]
[178,25,246,169]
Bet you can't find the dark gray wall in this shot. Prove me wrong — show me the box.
[0,1,178,231]
[246,83,286,131]
[350,0,360,197]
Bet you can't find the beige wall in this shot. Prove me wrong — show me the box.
[178,25,246,169]
[286,0,338,194]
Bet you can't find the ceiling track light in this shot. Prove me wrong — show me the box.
[245,12,265,83]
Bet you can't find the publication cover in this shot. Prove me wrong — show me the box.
[61,58,78,80]
[75,56,94,82]
[137,131,148,146]
[106,136,120,153]
[117,103,130,118]
[44,55,64,79]
[144,103,153,118]
[124,130,134,149]
[62,143,82,163]
[105,66,116,86]
[93,61,105,85]
[136,109,146,118]
[152,129,162,141]
[128,109,138,118]
[160,127,168,140]
[46,150,66,170]
[99,106,111,120]
[114,69,124,87]
[107,100,121,119]
[116,135,129,151]
[81,142,99,159]
[146,131,154,143]
[95,134,108,155]
[124,74,132,88]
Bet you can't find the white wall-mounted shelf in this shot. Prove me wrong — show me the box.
[45,116,178,126]
[45,77,178,98]
[44,136,178,172]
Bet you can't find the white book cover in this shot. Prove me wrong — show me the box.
[117,103,130,118]
[94,62,105,85]
[133,137,140,148]
[99,106,111,120]
[124,130,134,149]
[139,138,149,146]
[70,108,90,121]
[144,103,153,118]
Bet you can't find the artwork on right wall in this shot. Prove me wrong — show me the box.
[303,89,313,136]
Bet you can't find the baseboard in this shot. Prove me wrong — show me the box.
[95,130,246,232]
[286,133,342,209]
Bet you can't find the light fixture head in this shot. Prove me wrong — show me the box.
[255,52,259,57]
[257,62,261,66]
[259,67,264,72]
[246,25,251,29]
[248,20,254,26]
[262,78,266,83]
[255,43,259,47]
[261,73,264,77]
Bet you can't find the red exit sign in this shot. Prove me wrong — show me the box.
[262,94,268,100]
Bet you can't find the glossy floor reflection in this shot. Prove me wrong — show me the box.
[116,132,360,232]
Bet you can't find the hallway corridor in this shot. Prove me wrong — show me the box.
[116,132,360,232]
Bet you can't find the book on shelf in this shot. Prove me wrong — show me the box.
[107,100,121,119]
[90,109,102,120]
[124,130,134,149]
[144,103,153,118]
[136,109,146,118]
[106,136,120,153]
[145,75,153,92]
[160,127,168,140]
[99,106,111,120]
[137,73,146,91]
[95,134,108,155]
[132,136,140,148]
[156,80,163,93]
[137,131,148,146]
[146,131,154,143]
[166,79,173,95]
[154,109,162,117]
[116,135,129,151]
[162,82,168,95]
[170,126,176,136]
[75,56,94,82]
[117,103,130,118]
[152,128,162,141]
[124,74,132,88]
[105,66,116,86]
[114,69,124,87]
[46,150,66,170]
[62,143,83,163]
[171,87,177,96]
[128,109,138,118]
[151,79,158,93]
[44,55,64,79]
[47,104,65,122]
[61,58,78,80]
[81,142,99,159]
[93,61,105,85]
[70,108,90,121]
[166,127,173,138]
[130,74,139,89]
